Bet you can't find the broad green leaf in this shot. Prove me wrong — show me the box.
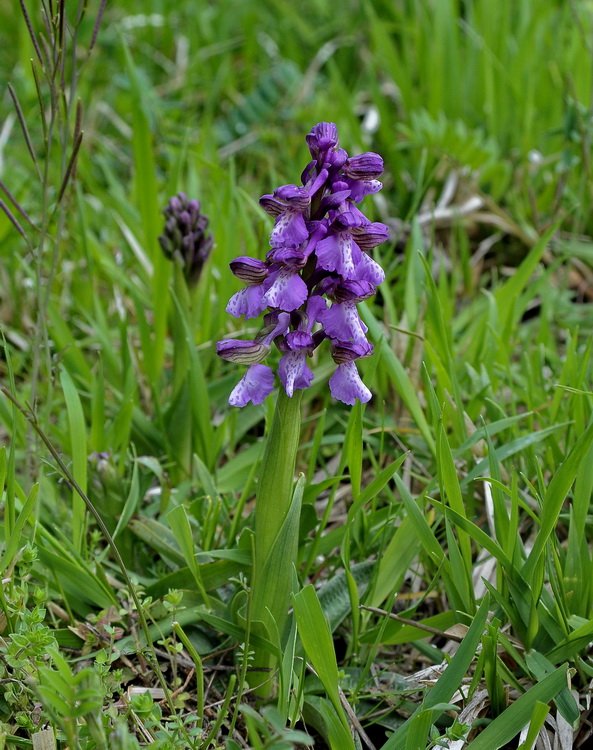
[167,505,210,606]
[293,584,353,745]
[60,368,88,552]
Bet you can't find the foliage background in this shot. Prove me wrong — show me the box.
[0,0,593,747]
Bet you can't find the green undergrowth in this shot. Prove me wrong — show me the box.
[1,0,593,747]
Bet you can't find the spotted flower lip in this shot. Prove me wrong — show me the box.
[217,122,389,406]
[229,364,275,407]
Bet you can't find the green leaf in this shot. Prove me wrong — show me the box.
[466,664,569,749]
[60,368,88,552]
[0,482,38,575]
[523,417,593,580]
[167,505,210,606]
[293,584,354,747]
[346,453,407,522]
[359,302,435,455]
[112,459,140,540]
[382,596,490,749]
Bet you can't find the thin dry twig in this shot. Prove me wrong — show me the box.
[360,605,465,643]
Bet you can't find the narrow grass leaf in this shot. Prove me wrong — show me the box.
[517,701,550,750]
[346,453,406,522]
[466,664,569,749]
[523,417,593,580]
[494,222,559,332]
[369,514,422,609]
[359,301,435,455]
[382,596,490,749]
[436,420,472,579]
[303,696,356,750]
[60,368,87,552]
[111,459,139,541]
[0,482,38,575]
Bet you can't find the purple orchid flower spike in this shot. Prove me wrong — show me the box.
[217,122,390,406]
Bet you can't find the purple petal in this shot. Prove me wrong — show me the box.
[278,351,314,397]
[274,184,311,211]
[329,361,371,405]
[332,211,366,231]
[315,232,362,279]
[229,364,275,407]
[325,148,348,171]
[270,209,309,249]
[306,168,329,198]
[263,268,308,311]
[306,122,339,157]
[259,311,291,345]
[267,245,308,269]
[346,179,383,203]
[284,329,314,352]
[320,189,351,212]
[226,285,268,319]
[304,295,327,328]
[319,301,368,344]
[356,252,385,285]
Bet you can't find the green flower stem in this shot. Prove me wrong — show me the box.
[249,388,303,693]
[255,389,302,570]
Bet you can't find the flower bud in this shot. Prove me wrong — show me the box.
[331,340,373,364]
[159,193,213,286]
[216,339,270,364]
[230,257,269,284]
[343,152,384,180]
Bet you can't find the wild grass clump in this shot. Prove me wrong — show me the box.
[1,0,593,748]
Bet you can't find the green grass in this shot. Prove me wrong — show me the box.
[1,0,593,747]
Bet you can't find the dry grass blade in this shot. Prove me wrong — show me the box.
[0,198,28,241]
[18,0,44,65]
[56,130,83,204]
[0,180,39,230]
[90,0,107,53]
[7,84,43,182]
